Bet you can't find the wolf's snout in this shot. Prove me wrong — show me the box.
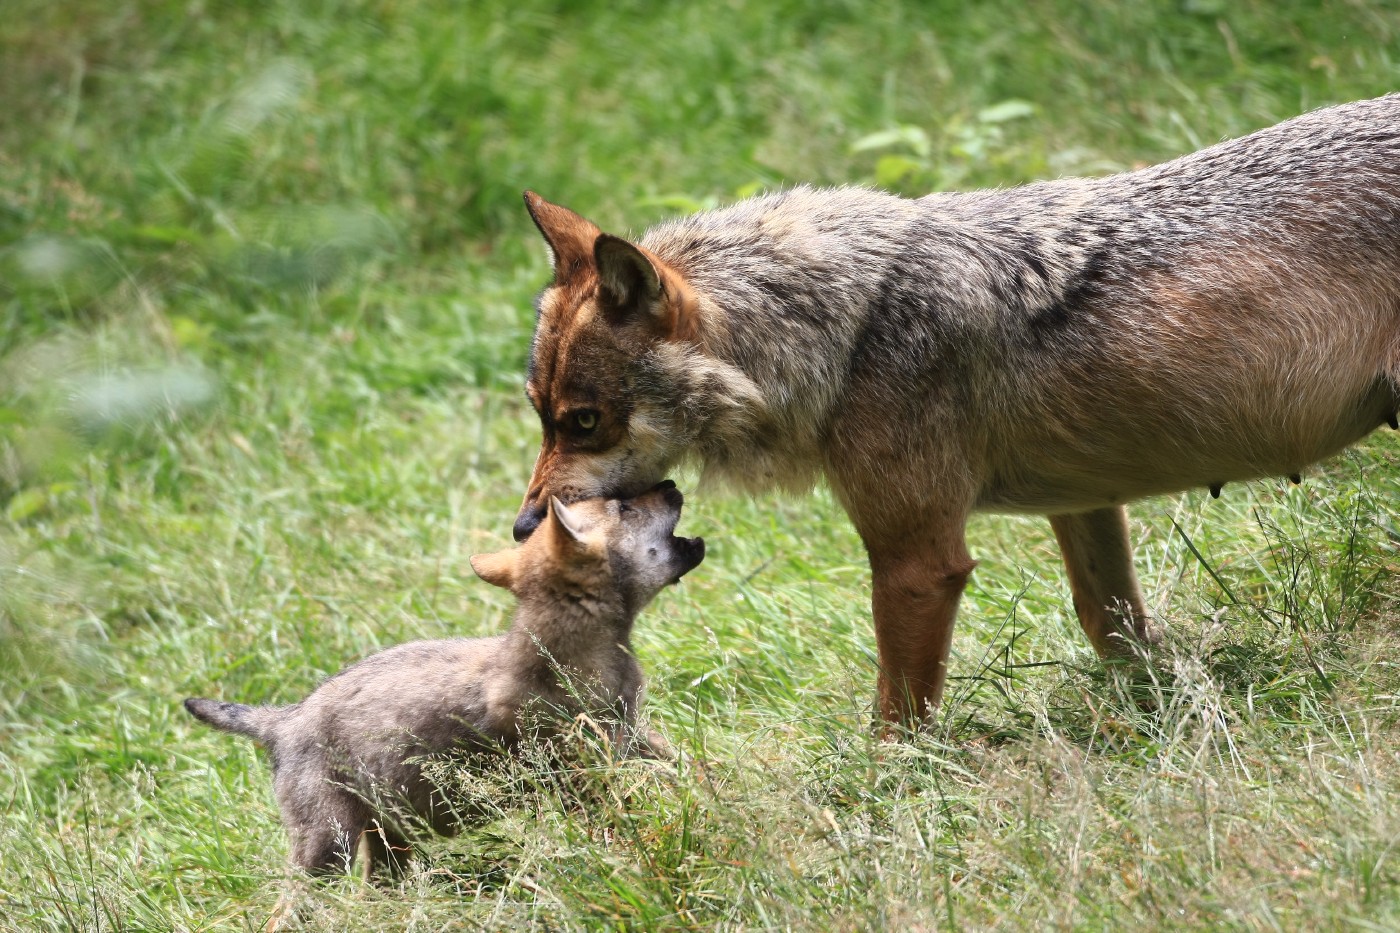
[513,502,546,541]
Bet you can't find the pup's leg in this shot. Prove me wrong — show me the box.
[278,786,372,878]
[286,814,365,876]
[262,803,370,929]
[864,534,976,726]
[635,727,674,760]
[359,821,411,878]
[261,756,382,928]
[261,830,335,933]
[1048,506,1153,657]
[263,892,301,933]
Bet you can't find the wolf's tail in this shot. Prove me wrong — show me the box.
[184,697,279,743]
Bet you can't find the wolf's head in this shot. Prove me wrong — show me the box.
[511,192,719,541]
[474,483,705,616]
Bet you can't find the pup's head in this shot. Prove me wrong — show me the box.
[473,482,705,615]
[513,192,706,542]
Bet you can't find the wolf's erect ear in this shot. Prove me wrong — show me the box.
[523,191,602,283]
[596,234,661,307]
[470,550,518,591]
[595,234,698,340]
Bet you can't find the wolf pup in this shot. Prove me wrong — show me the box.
[186,483,703,877]
[512,94,1400,726]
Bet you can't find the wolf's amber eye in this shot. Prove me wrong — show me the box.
[571,410,599,433]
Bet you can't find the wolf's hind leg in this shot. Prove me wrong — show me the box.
[1048,506,1154,657]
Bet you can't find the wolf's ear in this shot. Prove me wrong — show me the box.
[524,191,602,283]
[596,234,662,307]
[549,496,591,545]
[470,550,518,591]
[595,234,698,340]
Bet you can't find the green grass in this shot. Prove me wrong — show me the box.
[4,0,1400,928]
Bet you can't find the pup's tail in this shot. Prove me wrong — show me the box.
[184,697,279,743]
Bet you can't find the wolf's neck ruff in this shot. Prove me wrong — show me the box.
[634,183,1104,498]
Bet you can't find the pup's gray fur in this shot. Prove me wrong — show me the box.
[186,485,703,876]
[515,95,1400,724]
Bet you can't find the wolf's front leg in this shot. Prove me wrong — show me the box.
[1048,506,1154,657]
[865,534,977,726]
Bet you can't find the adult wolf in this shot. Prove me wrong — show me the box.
[512,94,1400,726]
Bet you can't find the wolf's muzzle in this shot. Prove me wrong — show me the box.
[513,501,546,541]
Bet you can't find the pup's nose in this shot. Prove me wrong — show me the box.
[513,503,546,541]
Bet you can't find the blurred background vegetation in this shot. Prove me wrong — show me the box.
[3,1,1400,928]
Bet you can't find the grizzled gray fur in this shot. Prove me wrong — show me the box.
[186,485,703,876]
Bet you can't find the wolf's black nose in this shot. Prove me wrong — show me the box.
[653,479,677,491]
[513,504,545,541]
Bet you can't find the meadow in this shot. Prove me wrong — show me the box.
[3,0,1400,928]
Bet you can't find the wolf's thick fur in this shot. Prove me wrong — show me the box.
[186,486,703,877]
[515,95,1400,725]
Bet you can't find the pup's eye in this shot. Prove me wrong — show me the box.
[571,410,599,433]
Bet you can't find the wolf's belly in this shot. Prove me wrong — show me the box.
[973,381,1394,514]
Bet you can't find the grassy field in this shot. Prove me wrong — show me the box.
[4,1,1400,928]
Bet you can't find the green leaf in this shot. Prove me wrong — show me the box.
[634,194,718,215]
[874,155,925,189]
[851,125,930,158]
[123,225,199,246]
[977,100,1036,124]
[733,180,766,200]
[5,487,48,523]
[170,315,214,351]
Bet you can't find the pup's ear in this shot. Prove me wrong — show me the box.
[549,496,590,544]
[595,234,698,340]
[470,550,518,591]
[523,191,601,283]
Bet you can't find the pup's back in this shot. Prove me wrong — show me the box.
[186,636,511,761]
